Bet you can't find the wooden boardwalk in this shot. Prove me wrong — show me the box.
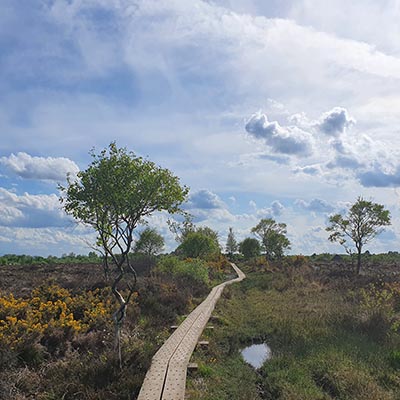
[137,263,245,400]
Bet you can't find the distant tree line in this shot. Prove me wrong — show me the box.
[0,252,101,266]
[224,218,291,261]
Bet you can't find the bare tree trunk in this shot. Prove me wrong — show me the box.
[111,258,137,370]
[356,247,362,275]
[102,254,110,281]
[113,301,127,370]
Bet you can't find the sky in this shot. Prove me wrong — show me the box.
[1,0,400,256]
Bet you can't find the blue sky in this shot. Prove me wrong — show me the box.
[1,0,400,256]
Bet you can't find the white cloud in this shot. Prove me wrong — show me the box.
[293,164,322,176]
[186,189,226,210]
[248,199,285,218]
[0,226,96,256]
[2,0,400,255]
[357,165,400,188]
[317,107,355,136]
[271,200,284,216]
[245,112,313,156]
[289,0,400,56]
[0,188,72,228]
[0,152,79,181]
[295,198,334,213]
[182,189,236,224]
[246,105,400,190]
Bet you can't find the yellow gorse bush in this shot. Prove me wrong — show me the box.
[0,284,113,348]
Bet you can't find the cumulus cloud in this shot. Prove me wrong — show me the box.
[250,199,285,218]
[0,152,79,181]
[293,164,322,176]
[327,154,364,170]
[0,226,96,256]
[271,200,284,216]
[0,188,72,228]
[295,198,334,213]
[330,139,347,154]
[317,107,355,136]
[184,189,235,223]
[186,189,226,210]
[245,112,313,157]
[357,165,400,188]
[246,104,400,190]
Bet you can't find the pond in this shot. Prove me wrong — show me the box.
[241,343,272,369]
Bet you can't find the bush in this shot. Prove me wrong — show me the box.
[0,284,113,367]
[138,278,191,323]
[239,238,260,259]
[156,256,210,289]
[177,232,220,259]
[359,284,395,340]
[389,350,400,370]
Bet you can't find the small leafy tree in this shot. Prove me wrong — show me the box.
[196,226,220,247]
[326,197,391,274]
[251,218,290,260]
[134,227,165,257]
[178,231,220,258]
[225,227,238,258]
[59,142,188,367]
[168,213,195,243]
[239,237,261,259]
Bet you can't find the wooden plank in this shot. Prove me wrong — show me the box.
[137,263,245,400]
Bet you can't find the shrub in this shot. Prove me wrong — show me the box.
[138,278,191,323]
[177,232,220,258]
[239,238,261,259]
[359,284,395,340]
[156,256,210,289]
[0,284,113,366]
[389,350,400,370]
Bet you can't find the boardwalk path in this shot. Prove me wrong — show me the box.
[137,263,245,400]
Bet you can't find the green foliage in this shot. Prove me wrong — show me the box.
[326,197,391,274]
[225,227,238,258]
[187,265,400,400]
[169,216,220,248]
[168,213,196,243]
[196,227,219,245]
[59,142,189,367]
[239,237,261,259]
[0,252,101,266]
[60,142,188,264]
[0,284,113,369]
[134,227,165,256]
[251,218,291,260]
[156,256,210,287]
[389,350,400,369]
[178,231,220,259]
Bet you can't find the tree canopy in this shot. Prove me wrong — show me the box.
[225,227,238,258]
[251,218,290,260]
[134,227,165,256]
[178,231,220,258]
[326,197,391,274]
[59,142,188,365]
[239,237,261,259]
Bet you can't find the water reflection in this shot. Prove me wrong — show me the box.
[241,343,271,369]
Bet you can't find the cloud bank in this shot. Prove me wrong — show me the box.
[0,188,72,228]
[0,152,79,181]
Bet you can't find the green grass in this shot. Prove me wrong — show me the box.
[186,263,400,400]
